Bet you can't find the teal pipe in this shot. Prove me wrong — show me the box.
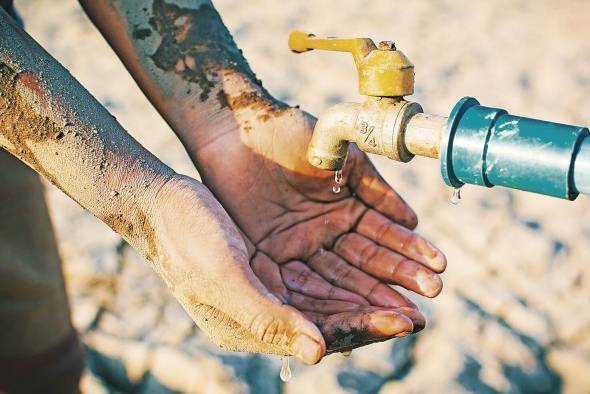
[441,97,589,200]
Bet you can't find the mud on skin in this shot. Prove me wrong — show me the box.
[104,210,159,259]
[145,0,287,116]
[324,326,385,353]
[0,63,67,191]
[147,0,257,102]
[0,61,161,262]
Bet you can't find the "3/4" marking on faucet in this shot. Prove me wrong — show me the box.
[359,121,377,147]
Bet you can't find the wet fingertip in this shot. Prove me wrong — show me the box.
[415,268,443,298]
[429,251,447,273]
[425,275,443,298]
[395,306,426,332]
[290,334,325,365]
[413,319,426,333]
[406,211,418,230]
[370,310,414,336]
[437,253,448,273]
[427,276,443,298]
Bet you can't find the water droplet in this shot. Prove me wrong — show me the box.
[341,350,352,357]
[332,169,344,194]
[335,169,343,184]
[450,188,462,205]
[280,357,292,382]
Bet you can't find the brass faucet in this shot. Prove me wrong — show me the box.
[289,31,590,200]
[288,31,446,171]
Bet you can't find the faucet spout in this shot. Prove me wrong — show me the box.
[307,102,360,170]
[307,97,429,171]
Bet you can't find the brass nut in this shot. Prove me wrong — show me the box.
[378,41,396,51]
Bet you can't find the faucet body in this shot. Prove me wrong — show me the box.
[290,31,590,200]
[307,97,428,170]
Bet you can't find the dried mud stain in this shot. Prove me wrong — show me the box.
[315,316,386,353]
[0,62,160,261]
[227,90,286,122]
[0,63,67,189]
[147,0,288,119]
[148,0,257,102]
[103,209,159,260]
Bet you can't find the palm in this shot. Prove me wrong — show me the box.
[191,107,445,352]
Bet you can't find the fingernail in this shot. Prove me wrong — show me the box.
[423,243,438,259]
[396,306,426,332]
[416,269,443,297]
[370,311,413,336]
[291,335,322,365]
[422,243,446,271]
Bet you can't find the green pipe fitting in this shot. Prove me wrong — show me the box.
[441,97,589,200]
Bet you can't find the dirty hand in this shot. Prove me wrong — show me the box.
[77,0,445,359]
[152,174,327,364]
[185,88,447,355]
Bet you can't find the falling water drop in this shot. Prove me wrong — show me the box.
[280,357,292,382]
[332,169,343,194]
[335,169,343,184]
[450,188,462,205]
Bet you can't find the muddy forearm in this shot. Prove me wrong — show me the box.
[0,9,174,259]
[79,0,279,152]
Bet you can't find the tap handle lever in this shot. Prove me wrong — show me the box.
[288,31,376,65]
[288,30,414,97]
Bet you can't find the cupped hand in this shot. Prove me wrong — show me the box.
[151,174,327,364]
[184,89,447,355]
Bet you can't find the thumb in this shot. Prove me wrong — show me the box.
[152,177,325,363]
[215,253,326,364]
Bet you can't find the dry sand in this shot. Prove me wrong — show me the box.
[15,0,590,393]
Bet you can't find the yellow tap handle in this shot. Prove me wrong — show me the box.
[288,31,376,65]
[288,31,414,97]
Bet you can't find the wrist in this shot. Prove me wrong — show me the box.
[147,173,249,275]
[98,169,175,261]
[170,71,286,151]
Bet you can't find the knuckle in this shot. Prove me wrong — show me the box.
[358,241,378,268]
[246,312,285,345]
[376,219,392,243]
[333,233,352,252]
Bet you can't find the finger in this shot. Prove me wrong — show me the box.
[308,250,417,308]
[334,234,443,297]
[250,250,290,302]
[218,252,325,364]
[303,307,414,353]
[356,210,446,273]
[251,256,363,314]
[287,291,362,314]
[280,261,369,305]
[256,198,366,263]
[305,305,424,336]
[348,148,418,229]
[395,306,426,332]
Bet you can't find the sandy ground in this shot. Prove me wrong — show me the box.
[13,0,590,393]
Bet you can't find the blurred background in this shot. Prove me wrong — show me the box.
[16,0,590,393]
